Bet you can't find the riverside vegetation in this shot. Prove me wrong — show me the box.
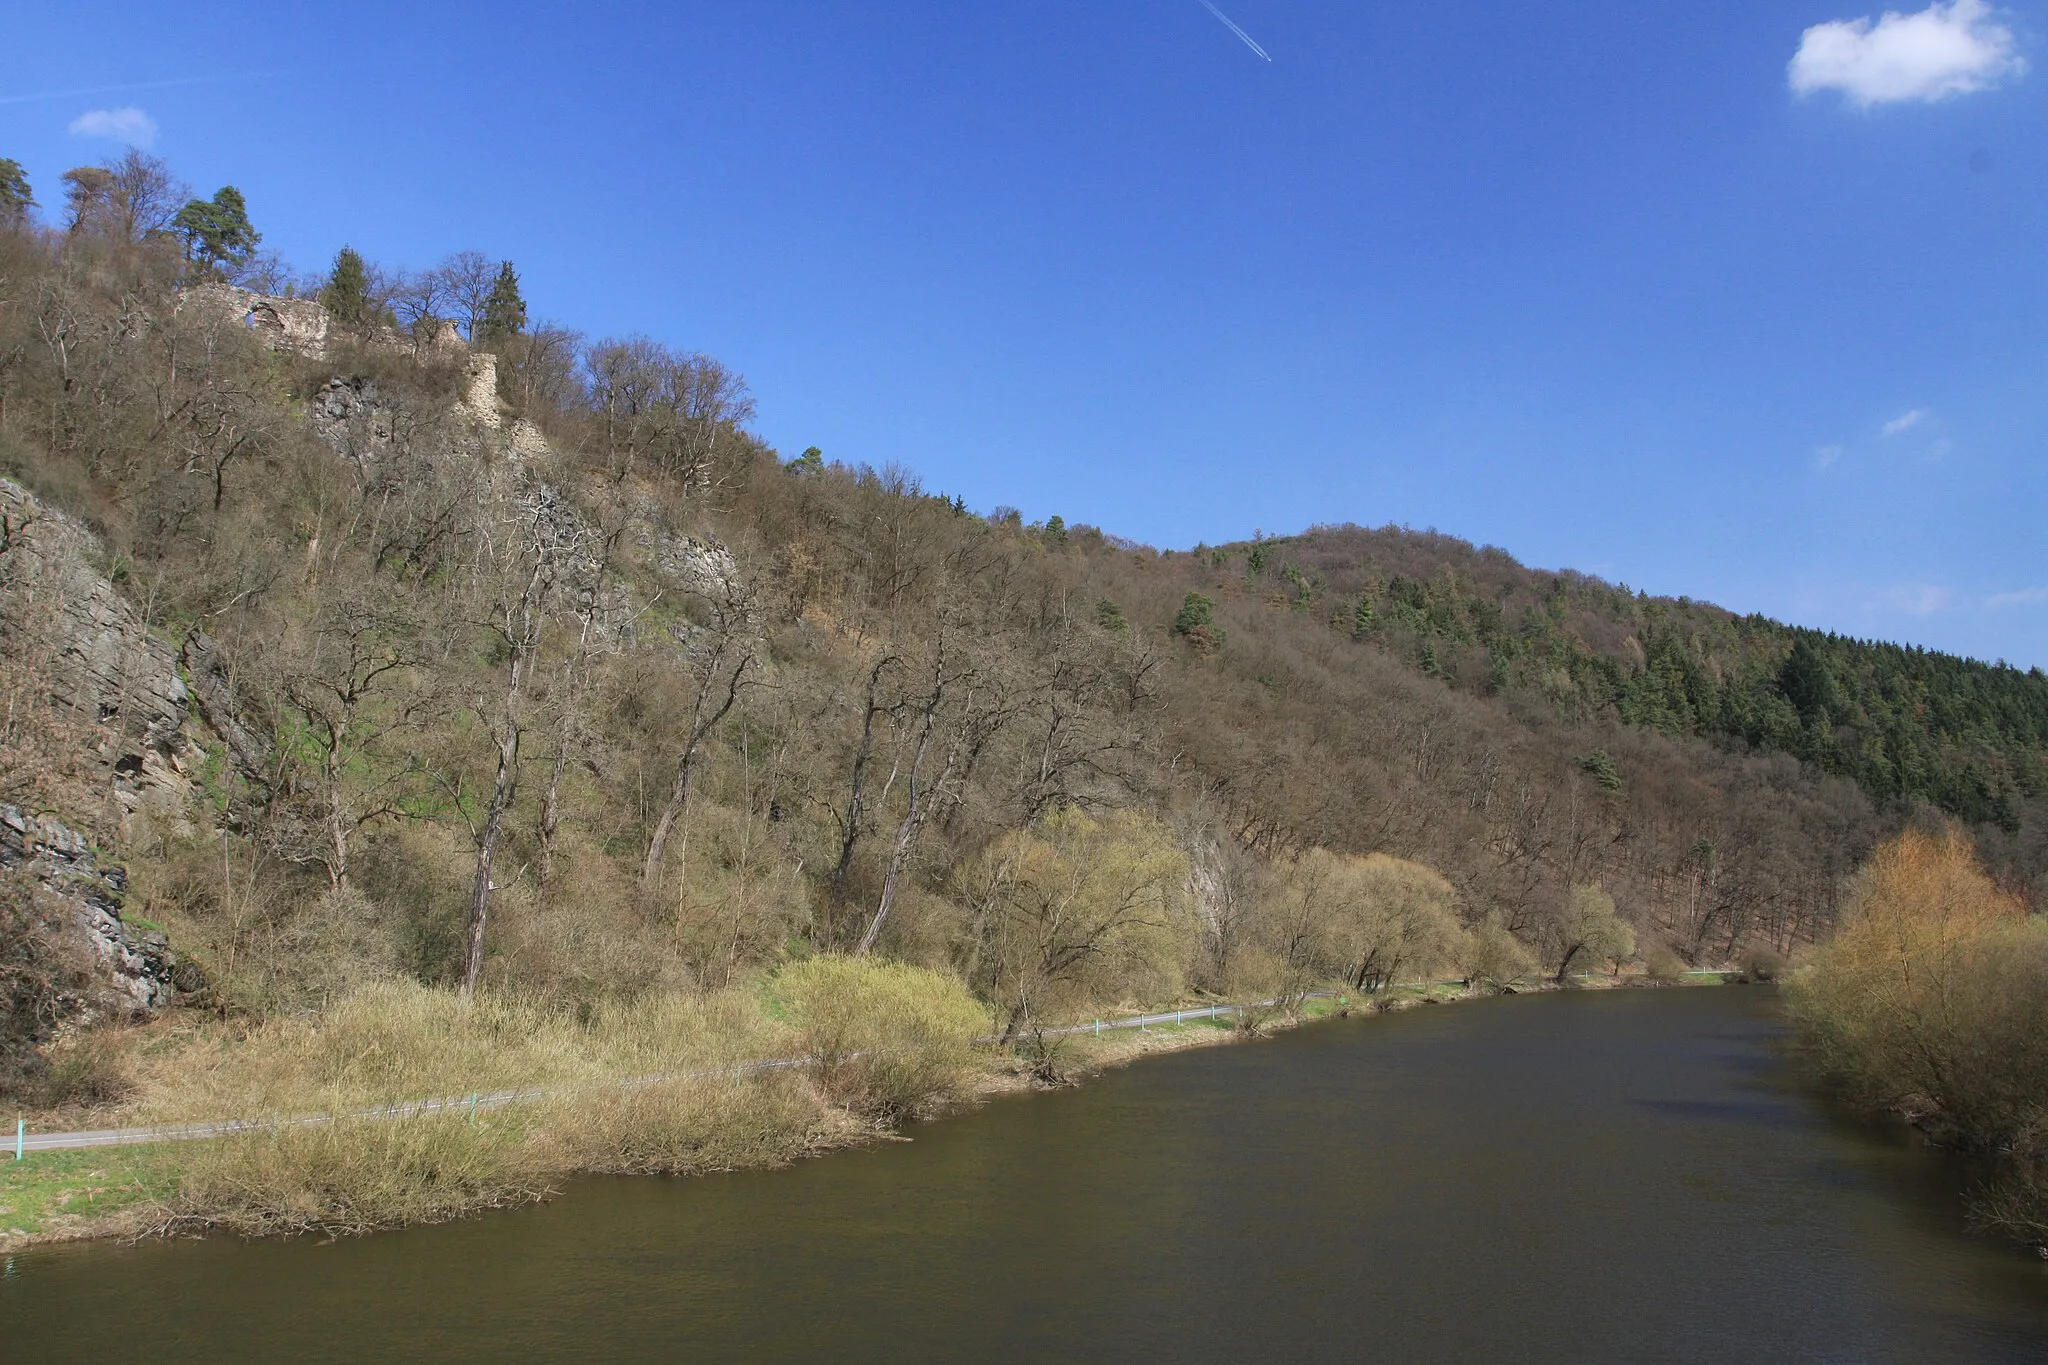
[0,152,2043,1243]
[1789,829,2048,1248]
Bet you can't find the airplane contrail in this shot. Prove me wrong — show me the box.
[0,72,289,107]
[1197,0,1273,61]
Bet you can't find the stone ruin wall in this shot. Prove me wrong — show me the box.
[178,285,512,434]
[179,282,332,358]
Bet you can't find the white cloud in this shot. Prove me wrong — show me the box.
[67,106,157,146]
[1812,443,1845,470]
[1882,583,1953,615]
[1986,586,2048,607]
[1789,0,2025,107]
[1881,407,1929,436]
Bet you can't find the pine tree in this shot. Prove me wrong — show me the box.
[0,158,33,225]
[1172,592,1224,651]
[478,261,527,345]
[171,185,260,275]
[1580,749,1623,791]
[1777,637,1844,724]
[1351,587,1380,638]
[321,246,373,329]
[60,166,113,233]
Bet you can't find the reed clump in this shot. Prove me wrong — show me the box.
[126,957,993,1237]
[528,1073,856,1177]
[155,1112,550,1238]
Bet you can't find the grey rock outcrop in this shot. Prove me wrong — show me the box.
[649,529,744,603]
[1,805,186,1020]
[309,375,399,467]
[0,479,206,1022]
[506,418,552,463]
[0,478,191,784]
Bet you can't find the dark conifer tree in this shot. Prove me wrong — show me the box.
[321,246,373,329]
[478,261,527,345]
[0,158,33,225]
[172,186,261,275]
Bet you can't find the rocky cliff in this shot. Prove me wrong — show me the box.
[0,477,207,1035]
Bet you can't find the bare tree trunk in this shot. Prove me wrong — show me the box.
[460,497,568,998]
[537,743,568,890]
[535,526,623,891]
[323,720,349,889]
[642,644,754,894]
[463,719,519,995]
[831,655,899,904]
[857,724,935,954]
[856,668,963,956]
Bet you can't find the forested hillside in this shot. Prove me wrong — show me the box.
[1188,528,2048,831]
[1,152,2042,1091]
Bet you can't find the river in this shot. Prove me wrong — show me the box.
[4,986,2045,1361]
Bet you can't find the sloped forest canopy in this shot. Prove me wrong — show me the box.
[1,172,2041,1030]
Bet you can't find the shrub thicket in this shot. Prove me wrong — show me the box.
[769,955,990,1121]
[1789,829,2048,1245]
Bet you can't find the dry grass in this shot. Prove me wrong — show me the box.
[130,983,603,1123]
[106,956,993,1238]
[153,1111,549,1238]
[528,1072,858,1177]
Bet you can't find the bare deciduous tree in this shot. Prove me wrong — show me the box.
[641,575,760,896]
[61,151,188,243]
[271,589,430,889]
[437,250,496,342]
[460,487,586,995]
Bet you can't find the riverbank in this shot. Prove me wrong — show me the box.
[18,981,2046,1364]
[1785,830,2048,1253]
[1,973,1734,1252]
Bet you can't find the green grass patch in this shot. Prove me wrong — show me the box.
[0,1146,180,1239]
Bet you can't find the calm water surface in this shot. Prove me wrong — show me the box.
[5,987,2046,1362]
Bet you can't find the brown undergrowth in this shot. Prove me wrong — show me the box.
[9,956,991,1243]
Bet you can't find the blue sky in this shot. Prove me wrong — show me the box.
[6,1,2045,665]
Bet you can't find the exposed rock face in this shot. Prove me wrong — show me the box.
[0,478,190,782]
[644,527,756,652]
[309,375,399,467]
[507,419,552,463]
[1,805,185,1020]
[179,283,331,358]
[649,529,744,603]
[0,479,206,1024]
